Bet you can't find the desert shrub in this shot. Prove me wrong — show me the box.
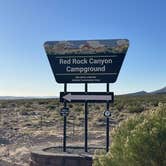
[151,100,158,107]
[94,104,166,166]
[95,105,101,111]
[46,105,56,110]
[38,101,48,105]
[24,102,33,107]
[68,104,73,108]
[20,108,34,115]
[0,103,7,108]
[9,103,17,107]
[75,106,83,112]
[116,102,124,111]
[127,104,144,113]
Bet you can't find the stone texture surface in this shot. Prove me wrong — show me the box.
[30,147,93,166]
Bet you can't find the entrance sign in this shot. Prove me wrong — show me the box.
[60,92,114,103]
[44,39,129,83]
[44,39,129,153]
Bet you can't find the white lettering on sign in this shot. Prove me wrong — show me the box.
[89,58,112,65]
[59,57,112,65]
[59,58,71,64]
[58,57,113,74]
[72,58,88,64]
[66,66,105,73]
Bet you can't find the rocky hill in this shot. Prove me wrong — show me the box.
[151,86,166,94]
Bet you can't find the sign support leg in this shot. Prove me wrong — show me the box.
[85,83,88,152]
[63,83,67,152]
[106,83,110,152]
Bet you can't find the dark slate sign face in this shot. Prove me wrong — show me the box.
[44,39,129,83]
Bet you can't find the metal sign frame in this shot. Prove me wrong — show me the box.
[60,83,112,152]
[44,39,129,153]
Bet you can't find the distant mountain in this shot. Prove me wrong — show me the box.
[0,96,31,100]
[123,86,166,96]
[0,96,25,100]
[0,96,57,100]
[0,87,165,99]
[150,86,166,94]
[124,91,148,96]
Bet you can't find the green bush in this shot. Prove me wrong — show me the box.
[46,105,56,110]
[116,102,124,111]
[38,101,48,105]
[127,104,144,113]
[75,106,83,112]
[68,104,73,108]
[20,108,34,115]
[94,104,166,166]
[151,100,159,107]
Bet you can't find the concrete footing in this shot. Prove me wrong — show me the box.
[30,146,93,166]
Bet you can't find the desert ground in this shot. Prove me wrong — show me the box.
[0,94,165,165]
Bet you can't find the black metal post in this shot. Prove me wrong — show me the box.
[63,83,67,152]
[106,83,110,152]
[85,83,88,152]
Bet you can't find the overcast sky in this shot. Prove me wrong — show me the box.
[0,0,165,96]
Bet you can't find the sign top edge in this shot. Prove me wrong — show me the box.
[44,39,129,44]
[44,39,129,55]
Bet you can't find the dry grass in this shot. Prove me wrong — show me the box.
[0,94,165,165]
